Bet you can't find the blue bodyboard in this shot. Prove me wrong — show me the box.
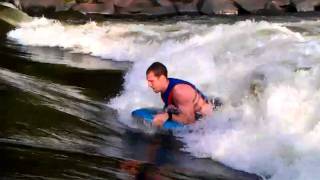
[131,108,184,129]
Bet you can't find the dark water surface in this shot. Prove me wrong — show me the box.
[0,20,261,179]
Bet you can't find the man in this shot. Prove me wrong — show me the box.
[146,62,215,127]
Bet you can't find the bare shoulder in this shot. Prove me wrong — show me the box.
[172,84,194,101]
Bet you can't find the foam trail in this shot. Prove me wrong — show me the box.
[110,20,320,180]
[7,17,209,63]
[7,17,320,179]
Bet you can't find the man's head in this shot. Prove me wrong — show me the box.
[146,62,168,93]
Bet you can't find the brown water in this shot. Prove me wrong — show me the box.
[0,18,263,179]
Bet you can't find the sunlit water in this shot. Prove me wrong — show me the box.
[4,15,320,179]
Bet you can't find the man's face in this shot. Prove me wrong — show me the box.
[146,72,164,93]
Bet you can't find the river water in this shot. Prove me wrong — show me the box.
[1,13,320,180]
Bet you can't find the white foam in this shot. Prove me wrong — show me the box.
[8,17,320,179]
[110,20,320,179]
[7,18,209,63]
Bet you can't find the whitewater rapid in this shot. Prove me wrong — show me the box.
[7,17,320,180]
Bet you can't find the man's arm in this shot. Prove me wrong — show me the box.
[170,84,196,124]
[152,84,196,127]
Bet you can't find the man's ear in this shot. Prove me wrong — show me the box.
[160,75,167,81]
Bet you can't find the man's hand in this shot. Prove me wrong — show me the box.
[153,112,169,127]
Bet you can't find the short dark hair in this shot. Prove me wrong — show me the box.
[146,62,168,77]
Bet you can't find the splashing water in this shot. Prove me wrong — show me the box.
[7,17,320,179]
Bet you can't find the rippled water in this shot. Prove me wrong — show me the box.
[3,9,320,179]
[0,19,261,179]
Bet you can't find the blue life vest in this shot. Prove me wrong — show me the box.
[161,78,208,108]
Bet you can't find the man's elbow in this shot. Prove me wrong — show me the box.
[181,115,196,124]
[172,113,196,124]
